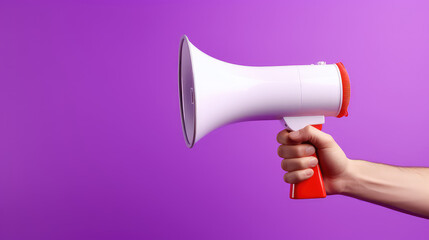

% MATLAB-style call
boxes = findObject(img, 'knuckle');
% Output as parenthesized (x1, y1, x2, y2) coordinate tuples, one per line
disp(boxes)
(277, 145, 283, 157)
(298, 159, 308, 169)
(277, 131, 287, 144)
(299, 169, 313, 181)
(325, 133, 334, 141)
(297, 170, 306, 181)
(278, 145, 311, 159)
(292, 158, 307, 171)
(276, 135, 282, 144)
(290, 145, 307, 158)
(288, 146, 297, 156)
(283, 158, 306, 172)
(298, 146, 308, 157)
(281, 159, 288, 171)
(303, 125, 312, 134)
(284, 173, 294, 183)
(323, 133, 335, 146)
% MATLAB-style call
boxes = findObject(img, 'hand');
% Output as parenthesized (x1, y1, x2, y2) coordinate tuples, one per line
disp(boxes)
(277, 126, 350, 195)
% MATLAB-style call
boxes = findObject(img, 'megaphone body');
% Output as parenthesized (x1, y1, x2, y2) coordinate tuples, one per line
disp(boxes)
(179, 35, 350, 199)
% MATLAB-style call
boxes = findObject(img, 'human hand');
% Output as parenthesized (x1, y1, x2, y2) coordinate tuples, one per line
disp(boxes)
(277, 126, 350, 195)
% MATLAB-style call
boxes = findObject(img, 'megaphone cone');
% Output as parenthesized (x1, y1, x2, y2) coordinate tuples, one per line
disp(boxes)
(179, 35, 349, 148)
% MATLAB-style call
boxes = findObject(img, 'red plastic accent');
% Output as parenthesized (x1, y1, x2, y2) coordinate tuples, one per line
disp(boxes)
(336, 62, 350, 118)
(290, 124, 327, 199)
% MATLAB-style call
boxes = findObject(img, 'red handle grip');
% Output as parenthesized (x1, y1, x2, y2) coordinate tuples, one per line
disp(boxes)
(289, 125, 327, 199)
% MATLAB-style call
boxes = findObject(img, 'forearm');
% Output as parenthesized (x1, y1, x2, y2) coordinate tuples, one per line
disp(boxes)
(341, 160, 429, 218)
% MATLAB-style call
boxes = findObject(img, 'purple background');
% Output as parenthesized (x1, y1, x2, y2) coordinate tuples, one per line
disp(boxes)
(1, 0, 429, 239)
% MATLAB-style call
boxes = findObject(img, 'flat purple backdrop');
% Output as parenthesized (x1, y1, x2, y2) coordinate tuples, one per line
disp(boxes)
(1, 0, 428, 239)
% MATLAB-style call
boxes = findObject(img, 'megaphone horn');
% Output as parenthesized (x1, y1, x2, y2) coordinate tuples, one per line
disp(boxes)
(178, 35, 350, 199)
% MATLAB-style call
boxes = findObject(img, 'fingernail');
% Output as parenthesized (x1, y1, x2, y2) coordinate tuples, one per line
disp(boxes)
(289, 131, 299, 138)
(305, 169, 314, 176)
(309, 158, 318, 167)
(305, 146, 315, 155)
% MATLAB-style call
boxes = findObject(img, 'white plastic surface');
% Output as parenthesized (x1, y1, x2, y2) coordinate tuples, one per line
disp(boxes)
(283, 116, 325, 131)
(179, 35, 343, 147)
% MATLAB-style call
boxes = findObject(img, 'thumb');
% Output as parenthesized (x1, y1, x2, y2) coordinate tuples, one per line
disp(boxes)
(288, 126, 336, 149)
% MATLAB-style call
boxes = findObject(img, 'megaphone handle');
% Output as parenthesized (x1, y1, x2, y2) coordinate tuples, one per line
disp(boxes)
(289, 124, 327, 199)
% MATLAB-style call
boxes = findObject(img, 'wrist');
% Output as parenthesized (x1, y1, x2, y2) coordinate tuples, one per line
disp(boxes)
(337, 159, 362, 196)
(324, 158, 361, 195)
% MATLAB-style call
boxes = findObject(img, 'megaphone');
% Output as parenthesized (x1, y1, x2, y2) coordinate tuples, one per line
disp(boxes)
(178, 35, 350, 199)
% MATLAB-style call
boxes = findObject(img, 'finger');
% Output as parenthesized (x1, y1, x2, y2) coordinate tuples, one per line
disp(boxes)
(277, 129, 291, 144)
(281, 157, 318, 171)
(283, 169, 314, 184)
(288, 125, 336, 149)
(277, 144, 315, 159)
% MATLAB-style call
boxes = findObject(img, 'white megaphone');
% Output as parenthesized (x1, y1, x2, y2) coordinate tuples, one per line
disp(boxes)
(178, 35, 350, 199)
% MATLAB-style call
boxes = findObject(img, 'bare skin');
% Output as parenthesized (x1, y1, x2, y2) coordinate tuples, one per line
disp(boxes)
(277, 126, 429, 219)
